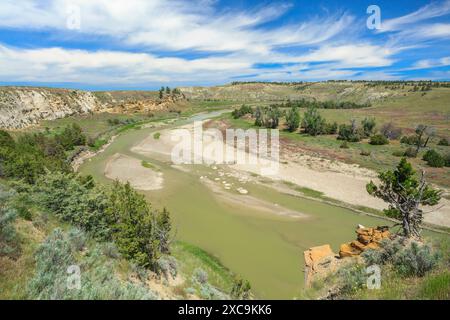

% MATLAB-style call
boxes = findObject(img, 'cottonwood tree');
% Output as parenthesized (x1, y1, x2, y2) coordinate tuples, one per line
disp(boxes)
(302, 106, 325, 136)
(362, 117, 376, 137)
(253, 105, 280, 129)
(366, 158, 441, 238)
(285, 106, 300, 132)
(264, 105, 281, 129)
(254, 106, 263, 127)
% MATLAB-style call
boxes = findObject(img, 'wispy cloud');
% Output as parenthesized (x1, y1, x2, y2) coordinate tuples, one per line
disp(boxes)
(0, 42, 401, 84)
(0, 0, 449, 85)
(381, 0, 450, 32)
(411, 56, 450, 69)
(0, 44, 257, 84)
(0, 0, 351, 54)
(380, 0, 450, 45)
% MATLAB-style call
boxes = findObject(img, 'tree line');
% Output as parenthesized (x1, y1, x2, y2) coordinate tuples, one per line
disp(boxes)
(278, 99, 371, 109)
(231, 104, 449, 166)
(159, 86, 181, 99)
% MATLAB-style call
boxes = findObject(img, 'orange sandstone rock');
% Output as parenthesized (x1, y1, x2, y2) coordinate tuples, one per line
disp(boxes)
(339, 243, 362, 258)
(351, 240, 367, 251)
(365, 242, 380, 250)
(304, 244, 334, 271)
(304, 244, 337, 287)
(340, 226, 391, 258)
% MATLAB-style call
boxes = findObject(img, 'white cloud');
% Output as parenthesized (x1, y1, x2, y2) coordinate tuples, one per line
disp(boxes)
(0, 42, 401, 84)
(0, 0, 448, 84)
(379, 0, 450, 45)
(0, 44, 257, 84)
(412, 56, 450, 69)
(292, 44, 396, 67)
(0, 0, 352, 54)
(413, 23, 450, 38)
(381, 0, 450, 32)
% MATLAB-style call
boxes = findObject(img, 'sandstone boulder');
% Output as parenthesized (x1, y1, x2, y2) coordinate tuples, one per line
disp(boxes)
(339, 226, 390, 258)
(304, 244, 337, 287)
(339, 243, 362, 257)
(304, 244, 335, 270)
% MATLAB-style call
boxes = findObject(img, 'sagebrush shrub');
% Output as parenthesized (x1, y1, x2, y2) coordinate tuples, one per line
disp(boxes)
(193, 267, 208, 284)
(27, 228, 75, 299)
(27, 228, 157, 300)
(67, 228, 87, 251)
(362, 238, 403, 265)
(362, 239, 438, 278)
(404, 147, 417, 158)
(157, 256, 178, 280)
(199, 283, 229, 300)
(336, 263, 366, 295)
(392, 241, 439, 277)
(102, 242, 120, 259)
(0, 187, 18, 257)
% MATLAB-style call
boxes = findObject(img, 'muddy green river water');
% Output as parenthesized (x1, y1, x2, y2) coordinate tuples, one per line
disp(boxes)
(79, 111, 389, 299)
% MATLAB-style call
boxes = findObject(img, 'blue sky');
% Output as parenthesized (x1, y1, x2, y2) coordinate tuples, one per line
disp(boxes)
(0, 0, 449, 90)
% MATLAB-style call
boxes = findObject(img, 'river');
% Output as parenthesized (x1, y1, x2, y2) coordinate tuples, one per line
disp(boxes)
(79, 110, 388, 299)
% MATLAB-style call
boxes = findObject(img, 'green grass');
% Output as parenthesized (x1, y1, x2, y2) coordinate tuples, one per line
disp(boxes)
(90, 138, 108, 151)
(141, 160, 160, 171)
(0, 208, 65, 299)
(0, 221, 37, 299)
(40, 113, 150, 138)
(153, 132, 161, 140)
(172, 241, 234, 293)
(294, 186, 325, 198)
(418, 271, 450, 299)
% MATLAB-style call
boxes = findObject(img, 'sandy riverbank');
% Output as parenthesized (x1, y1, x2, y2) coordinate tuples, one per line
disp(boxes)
(127, 121, 450, 228)
(104, 153, 163, 191)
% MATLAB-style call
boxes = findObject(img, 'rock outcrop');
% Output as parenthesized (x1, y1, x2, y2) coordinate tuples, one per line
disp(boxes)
(0, 87, 107, 129)
(108, 94, 186, 114)
(304, 244, 338, 287)
(339, 226, 390, 258)
(303, 225, 391, 287)
(0, 87, 186, 129)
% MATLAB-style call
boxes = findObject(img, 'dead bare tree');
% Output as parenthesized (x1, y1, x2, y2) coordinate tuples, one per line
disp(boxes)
(414, 125, 436, 153)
